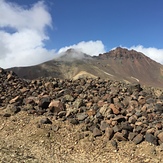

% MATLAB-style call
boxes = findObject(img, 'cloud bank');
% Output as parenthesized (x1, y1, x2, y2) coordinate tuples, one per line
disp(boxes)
(58, 40, 106, 56)
(0, 0, 55, 68)
(129, 45, 163, 65)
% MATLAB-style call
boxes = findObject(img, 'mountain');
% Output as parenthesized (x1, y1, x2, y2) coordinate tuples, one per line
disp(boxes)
(7, 47, 163, 88)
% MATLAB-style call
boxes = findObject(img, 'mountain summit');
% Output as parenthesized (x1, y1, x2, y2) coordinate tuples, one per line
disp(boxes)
(99, 47, 151, 60)
(7, 47, 163, 88)
(57, 48, 92, 61)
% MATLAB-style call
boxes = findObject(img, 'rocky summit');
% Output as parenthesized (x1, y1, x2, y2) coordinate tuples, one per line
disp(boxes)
(1, 67, 163, 146)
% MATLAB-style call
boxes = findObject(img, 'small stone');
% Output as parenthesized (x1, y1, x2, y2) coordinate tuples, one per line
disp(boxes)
(3, 113, 11, 117)
(99, 104, 109, 117)
(93, 127, 102, 137)
(63, 95, 74, 102)
(97, 100, 105, 107)
(135, 121, 143, 126)
(73, 98, 83, 108)
(113, 132, 127, 141)
(111, 139, 118, 149)
(155, 123, 162, 130)
(157, 132, 163, 143)
(95, 112, 103, 119)
(113, 125, 122, 133)
(69, 118, 79, 125)
(133, 134, 143, 144)
(86, 109, 96, 116)
(9, 96, 20, 104)
(77, 112, 88, 121)
(20, 87, 28, 93)
(128, 115, 137, 124)
(134, 125, 142, 133)
(40, 118, 52, 124)
(7, 73, 12, 80)
(105, 127, 114, 140)
(49, 100, 65, 113)
(39, 97, 51, 109)
(145, 133, 158, 145)
(146, 128, 155, 134)
(138, 96, 146, 105)
(109, 104, 120, 115)
(146, 98, 155, 104)
(52, 125, 59, 131)
(100, 121, 110, 131)
(113, 115, 126, 122)
(121, 121, 133, 131)
(121, 129, 129, 139)
(128, 132, 137, 141)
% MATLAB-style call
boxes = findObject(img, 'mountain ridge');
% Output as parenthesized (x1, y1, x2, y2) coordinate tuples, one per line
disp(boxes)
(6, 47, 163, 88)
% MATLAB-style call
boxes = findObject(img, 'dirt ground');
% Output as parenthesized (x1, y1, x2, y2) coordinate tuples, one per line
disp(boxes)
(0, 111, 163, 163)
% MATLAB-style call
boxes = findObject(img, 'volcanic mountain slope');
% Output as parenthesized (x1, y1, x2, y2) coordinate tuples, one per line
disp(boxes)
(8, 47, 163, 88)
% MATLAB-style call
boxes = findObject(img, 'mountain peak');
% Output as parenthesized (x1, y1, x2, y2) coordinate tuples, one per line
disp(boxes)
(57, 48, 92, 61)
(99, 47, 147, 60)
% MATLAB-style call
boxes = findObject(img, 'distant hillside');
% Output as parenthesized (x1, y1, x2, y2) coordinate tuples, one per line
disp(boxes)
(7, 47, 163, 88)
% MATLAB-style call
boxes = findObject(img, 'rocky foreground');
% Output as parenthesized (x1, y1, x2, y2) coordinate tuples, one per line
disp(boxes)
(0, 67, 163, 162)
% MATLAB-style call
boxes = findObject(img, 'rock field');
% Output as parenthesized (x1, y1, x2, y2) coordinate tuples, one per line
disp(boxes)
(0, 67, 163, 162)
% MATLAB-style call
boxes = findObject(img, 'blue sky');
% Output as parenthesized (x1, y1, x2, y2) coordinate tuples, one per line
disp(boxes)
(0, 0, 163, 68)
(51, 0, 163, 50)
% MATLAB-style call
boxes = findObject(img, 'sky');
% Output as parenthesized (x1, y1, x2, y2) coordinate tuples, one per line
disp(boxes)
(0, 0, 163, 68)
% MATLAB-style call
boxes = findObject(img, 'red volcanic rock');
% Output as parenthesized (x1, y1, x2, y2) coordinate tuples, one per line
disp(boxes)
(109, 104, 120, 115)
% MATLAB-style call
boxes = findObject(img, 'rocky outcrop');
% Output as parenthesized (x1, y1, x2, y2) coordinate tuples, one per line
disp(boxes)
(98, 47, 148, 60)
(0, 67, 163, 145)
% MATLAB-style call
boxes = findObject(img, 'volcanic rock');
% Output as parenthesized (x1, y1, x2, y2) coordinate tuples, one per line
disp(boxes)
(133, 134, 144, 144)
(40, 118, 52, 124)
(0, 67, 163, 147)
(93, 127, 102, 137)
(145, 133, 158, 145)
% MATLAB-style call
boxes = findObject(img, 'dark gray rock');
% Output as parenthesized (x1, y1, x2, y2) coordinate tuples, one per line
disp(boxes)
(128, 132, 137, 141)
(113, 125, 122, 133)
(93, 127, 102, 137)
(100, 121, 110, 131)
(121, 121, 133, 131)
(40, 118, 52, 124)
(39, 97, 51, 109)
(134, 125, 143, 133)
(111, 139, 118, 149)
(154, 103, 163, 113)
(145, 133, 158, 145)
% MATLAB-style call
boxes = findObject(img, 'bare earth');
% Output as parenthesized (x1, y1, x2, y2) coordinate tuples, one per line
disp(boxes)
(0, 111, 163, 163)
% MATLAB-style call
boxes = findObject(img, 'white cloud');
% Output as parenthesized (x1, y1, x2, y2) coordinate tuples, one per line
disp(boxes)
(129, 45, 163, 65)
(58, 40, 106, 56)
(0, 0, 56, 68)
